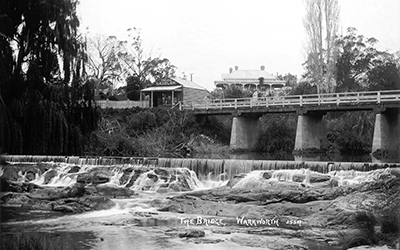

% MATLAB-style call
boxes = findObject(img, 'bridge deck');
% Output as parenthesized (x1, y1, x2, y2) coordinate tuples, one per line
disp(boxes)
(181, 90, 400, 115)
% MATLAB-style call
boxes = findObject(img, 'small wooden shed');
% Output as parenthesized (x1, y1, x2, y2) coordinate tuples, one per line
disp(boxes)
(141, 77, 209, 108)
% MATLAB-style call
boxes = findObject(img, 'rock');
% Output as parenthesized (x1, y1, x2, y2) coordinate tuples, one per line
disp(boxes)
(226, 173, 247, 187)
(262, 171, 272, 180)
(168, 183, 190, 192)
(43, 169, 59, 184)
(94, 184, 135, 198)
(76, 173, 92, 184)
(28, 187, 65, 200)
(157, 204, 184, 213)
(348, 246, 394, 250)
(178, 229, 205, 238)
(230, 235, 309, 249)
(7, 181, 41, 193)
(0, 176, 9, 192)
(78, 196, 115, 210)
(52, 204, 75, 213)
(67, 165, 80, 173)
(92, 172, 110, 184)
(0, 193, 32, 206)
(25, 171, 36, 181)
(309, 173, 331, 183)
(62, 183, 86, 197)
(147, 173, 158, 182)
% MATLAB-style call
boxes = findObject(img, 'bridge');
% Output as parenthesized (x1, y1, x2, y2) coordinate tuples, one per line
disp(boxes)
(179, 90, 400, 159)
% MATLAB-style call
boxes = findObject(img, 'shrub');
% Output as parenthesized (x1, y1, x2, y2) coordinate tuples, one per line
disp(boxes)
(258, 114, 296, 152)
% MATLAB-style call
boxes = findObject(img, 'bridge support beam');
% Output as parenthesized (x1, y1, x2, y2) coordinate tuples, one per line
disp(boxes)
(230, 115, 261, 151)
(294, 111, 327, 154)
(372, 108, 400, 160)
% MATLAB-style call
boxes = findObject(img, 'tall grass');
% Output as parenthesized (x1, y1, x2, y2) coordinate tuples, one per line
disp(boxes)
(0, 232, 66, 250)
(339, 207, 400, 249)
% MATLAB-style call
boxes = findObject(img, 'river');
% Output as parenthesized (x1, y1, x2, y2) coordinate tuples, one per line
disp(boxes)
(1, 155, 398, 250)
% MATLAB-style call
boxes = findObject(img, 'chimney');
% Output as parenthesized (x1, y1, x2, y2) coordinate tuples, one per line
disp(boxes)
(235, 65, 238, 71)
(229, 67, 233, 73)
(260, 65, 265, 71)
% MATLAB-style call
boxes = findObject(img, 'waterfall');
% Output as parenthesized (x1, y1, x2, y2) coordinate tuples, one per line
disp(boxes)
(1, 155, 398, 191)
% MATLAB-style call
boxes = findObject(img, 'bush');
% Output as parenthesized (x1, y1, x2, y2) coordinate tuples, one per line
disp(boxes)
(257, 114, 296, 152)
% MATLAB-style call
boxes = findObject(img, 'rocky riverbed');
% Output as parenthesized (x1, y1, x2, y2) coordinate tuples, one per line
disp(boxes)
(1, 161, 400, 250)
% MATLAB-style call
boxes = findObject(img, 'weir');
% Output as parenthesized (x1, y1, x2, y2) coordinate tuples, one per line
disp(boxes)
(2, 155, 399, 179)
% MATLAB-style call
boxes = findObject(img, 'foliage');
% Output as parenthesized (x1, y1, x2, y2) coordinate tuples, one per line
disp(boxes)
(339, 207, 400, 249)
(335, 27, 400, 92)
(199, 116, 232, 144)
(257, 114, 297, 152)
(212, 85, 253, 99)
(0, 0, 99, 155)
(0, 232, 67, 250)
(276, 73, 298, 87)
(116, 28, 176, 87)
(326, 112, 373, 154)
(289, 81, 318, 95)
(85, 108, 202, 158)
(126, 75, 143, 100)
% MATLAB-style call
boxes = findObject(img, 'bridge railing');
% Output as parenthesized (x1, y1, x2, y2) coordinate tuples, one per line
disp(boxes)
(181, 90, 400, 111)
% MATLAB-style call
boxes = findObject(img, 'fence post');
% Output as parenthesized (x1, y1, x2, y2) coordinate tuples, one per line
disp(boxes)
(336, 93, 339, 106)
(234, 99, 237, 109)
(299, 95, 302, 106)
(377, 91, 381, 104)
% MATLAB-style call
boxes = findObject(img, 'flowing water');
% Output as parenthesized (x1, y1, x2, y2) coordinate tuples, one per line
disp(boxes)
(1, 155, 398, 249)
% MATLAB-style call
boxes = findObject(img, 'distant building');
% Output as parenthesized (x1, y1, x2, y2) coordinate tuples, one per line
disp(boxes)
(141, 77, 209, 108)
(214, 65, 286, 94)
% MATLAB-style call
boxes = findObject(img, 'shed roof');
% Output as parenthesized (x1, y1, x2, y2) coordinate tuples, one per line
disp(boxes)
(141, 85, 181, 92)
(171, 77, 208, 91)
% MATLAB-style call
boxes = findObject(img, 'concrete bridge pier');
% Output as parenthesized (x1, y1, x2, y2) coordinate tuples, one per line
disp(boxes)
(372, 108, 400, 160)
(294, 111, 328, 154)
(230, 114, 261, 151)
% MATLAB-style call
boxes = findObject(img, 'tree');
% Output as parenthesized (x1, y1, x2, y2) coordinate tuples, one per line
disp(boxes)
(117, 28, 176, 88)
(335, 27, 400, 92)
(303, 0, 340, 93)
(86, 34, 122, 95)
(0, 0, 98, 155)
(126, 75, 143, 101)
(277, 73, 298, 87)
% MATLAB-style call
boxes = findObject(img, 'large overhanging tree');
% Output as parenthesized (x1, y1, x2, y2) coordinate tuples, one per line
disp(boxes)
(0, 0, 99, 155)
(303, 0, 340, 93)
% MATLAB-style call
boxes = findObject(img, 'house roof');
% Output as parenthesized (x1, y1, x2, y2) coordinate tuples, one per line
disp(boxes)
(222, 70, 276, 80)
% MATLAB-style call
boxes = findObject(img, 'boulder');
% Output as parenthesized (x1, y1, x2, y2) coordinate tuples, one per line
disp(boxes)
(52, 204, 75, 213)
(67, 165, 81, 173)
(43, 169, 59, 184)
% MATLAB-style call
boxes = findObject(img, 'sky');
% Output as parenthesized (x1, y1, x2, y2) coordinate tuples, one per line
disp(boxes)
(78, 0, 400, 91)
